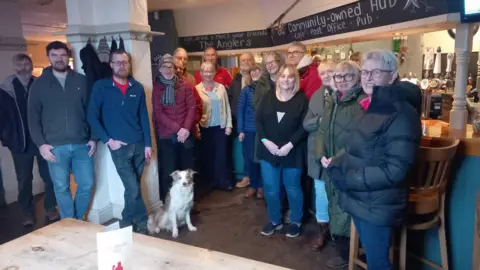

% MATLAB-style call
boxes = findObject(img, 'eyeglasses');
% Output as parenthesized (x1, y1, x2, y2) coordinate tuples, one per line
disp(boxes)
(286, 51, 304, 57)
(265, 60, 279, 67)
(111, 61, 129, 67)
(319, 70, 334, 77)
(361, 69, 393, 78)
(333, 73, 356, 83)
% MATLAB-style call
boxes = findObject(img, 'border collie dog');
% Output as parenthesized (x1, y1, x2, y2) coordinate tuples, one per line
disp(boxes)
(147, 169, 197, 238)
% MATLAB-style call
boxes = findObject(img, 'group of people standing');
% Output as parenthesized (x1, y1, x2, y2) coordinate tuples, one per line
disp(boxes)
(0, 37, 422, 270)
(200, 41, 421, 270)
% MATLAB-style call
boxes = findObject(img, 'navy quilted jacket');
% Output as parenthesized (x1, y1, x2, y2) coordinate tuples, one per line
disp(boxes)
(237, 81, 257, 133)
(327, 82, 422, 226)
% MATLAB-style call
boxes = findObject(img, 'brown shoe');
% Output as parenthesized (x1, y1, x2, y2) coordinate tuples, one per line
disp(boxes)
(236, 177, 250, 188)
(256, 188, 264, 199)
(46, 210, 60, 222)
(22, 214, 35, 226)
(244, 188, 256, 198)
(311, 222, 330, 251)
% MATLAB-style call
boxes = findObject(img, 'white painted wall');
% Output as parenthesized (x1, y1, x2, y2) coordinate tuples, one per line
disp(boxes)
(174, 0, 358, 36)
(174, 0, 265, 36)
(421, 29, 480, 53)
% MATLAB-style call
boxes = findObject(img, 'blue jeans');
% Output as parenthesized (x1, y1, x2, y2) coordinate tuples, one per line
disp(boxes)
(242, 132, 262, 189)
(314, 179, 329, 222)
(110, 143, 147, 224)
(353, 217, 393, 270)
(48, 144, 94, 219)
(260, 160, 303, 225)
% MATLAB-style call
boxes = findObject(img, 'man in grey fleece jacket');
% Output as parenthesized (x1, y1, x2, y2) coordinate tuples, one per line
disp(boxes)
(28, 41, 96, 220)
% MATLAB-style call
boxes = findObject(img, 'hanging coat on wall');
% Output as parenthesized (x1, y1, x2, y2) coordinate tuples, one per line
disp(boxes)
(111, 38, 118, 51)
(79, 43, 112, 97)
(97, 37, 110, 63)
(119, 36, 125, 50)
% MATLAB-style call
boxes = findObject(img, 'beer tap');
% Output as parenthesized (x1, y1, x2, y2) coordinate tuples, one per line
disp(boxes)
(445, 53, 455, 92)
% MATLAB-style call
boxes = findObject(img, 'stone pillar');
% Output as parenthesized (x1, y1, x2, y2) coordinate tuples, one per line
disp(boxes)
(65, 0, 163, 224)
(0, 0, 35, 205)
(450, 23, 474, 131)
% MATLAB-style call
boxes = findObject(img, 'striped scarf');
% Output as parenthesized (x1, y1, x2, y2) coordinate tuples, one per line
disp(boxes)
(157, 74, 177, 106)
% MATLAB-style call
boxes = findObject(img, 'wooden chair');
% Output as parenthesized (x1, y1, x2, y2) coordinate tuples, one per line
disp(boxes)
(399, 138, 459, 270)
(348, 220, 396, 270)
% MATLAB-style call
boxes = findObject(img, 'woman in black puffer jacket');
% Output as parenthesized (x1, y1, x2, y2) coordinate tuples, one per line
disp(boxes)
(326, 50, 422, 270)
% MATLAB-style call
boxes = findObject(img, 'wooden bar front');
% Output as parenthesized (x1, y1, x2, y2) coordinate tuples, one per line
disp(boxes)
(417, 120, 480, 270)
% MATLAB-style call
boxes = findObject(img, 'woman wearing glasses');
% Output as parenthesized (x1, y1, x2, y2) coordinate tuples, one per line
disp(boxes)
(304, 59, 336, 251)
(315, 60, 365, 268)
(254, 51, 282, 110)
(326, 50, 422, 270)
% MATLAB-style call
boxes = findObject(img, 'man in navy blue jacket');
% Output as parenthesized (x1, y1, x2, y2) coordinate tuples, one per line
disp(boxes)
(88, 50, 152, 233)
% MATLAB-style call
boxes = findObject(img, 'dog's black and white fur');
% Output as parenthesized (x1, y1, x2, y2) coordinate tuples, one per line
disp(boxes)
(147, 169, 196, 238)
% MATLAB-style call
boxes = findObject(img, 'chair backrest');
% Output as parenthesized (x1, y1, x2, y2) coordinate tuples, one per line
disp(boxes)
(409, 138, 460, 195)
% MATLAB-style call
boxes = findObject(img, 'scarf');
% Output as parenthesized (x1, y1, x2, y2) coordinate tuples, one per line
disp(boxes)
(157, 74, 177, 106)
(359, 97, 371, 111)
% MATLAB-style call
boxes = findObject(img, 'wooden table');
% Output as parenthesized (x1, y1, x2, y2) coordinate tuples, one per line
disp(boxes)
(0, 219, 291, 270)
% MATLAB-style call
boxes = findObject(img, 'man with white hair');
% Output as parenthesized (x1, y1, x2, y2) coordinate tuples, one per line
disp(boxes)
(285, 42, 323, 100)
(230, 52, 255, 188)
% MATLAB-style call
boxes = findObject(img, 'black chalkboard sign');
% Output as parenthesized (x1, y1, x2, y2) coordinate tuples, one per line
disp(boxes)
(271, 0, 450, 44)
(179, 29, 272, 53)
(178, 0, 458, 52)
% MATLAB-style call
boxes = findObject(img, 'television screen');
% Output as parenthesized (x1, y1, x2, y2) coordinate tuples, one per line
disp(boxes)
(462, 0, 480, 22)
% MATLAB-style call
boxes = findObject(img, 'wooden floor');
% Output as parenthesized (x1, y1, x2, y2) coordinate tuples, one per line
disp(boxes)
(0, 189, 338, 270)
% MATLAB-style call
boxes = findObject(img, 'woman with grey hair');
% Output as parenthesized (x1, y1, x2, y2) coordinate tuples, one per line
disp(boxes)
(315, 60, 365, 267)
(196, 61, 233, 191)
(325, 50, 422, 269)
(303, 59, 335, 250)
(253, 51, 283, 110)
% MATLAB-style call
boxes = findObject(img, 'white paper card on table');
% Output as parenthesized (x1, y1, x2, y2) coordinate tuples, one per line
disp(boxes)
(97, 223, 132, 270)
(104, 221, 120, 232)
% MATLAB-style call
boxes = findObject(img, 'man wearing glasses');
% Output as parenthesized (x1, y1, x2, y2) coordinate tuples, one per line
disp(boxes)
(152, 54, 196, 203)
(285, 42, 322, 100)
(88, 50, 152, 234)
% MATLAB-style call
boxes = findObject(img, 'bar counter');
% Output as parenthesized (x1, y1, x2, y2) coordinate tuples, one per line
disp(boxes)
(416, 120, 480, 270)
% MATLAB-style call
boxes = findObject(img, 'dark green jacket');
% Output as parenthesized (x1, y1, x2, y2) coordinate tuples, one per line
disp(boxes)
(315, 87, 365, 237)
(253, 72, 273, 111)
(253, 72, 274, 163)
